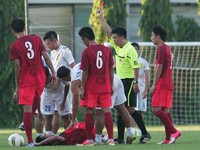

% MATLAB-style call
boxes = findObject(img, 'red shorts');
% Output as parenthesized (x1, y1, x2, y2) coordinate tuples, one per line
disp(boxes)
(80, 93, 112, 108)
(152, 89, 173, 108)
(18, 83, 45, 105)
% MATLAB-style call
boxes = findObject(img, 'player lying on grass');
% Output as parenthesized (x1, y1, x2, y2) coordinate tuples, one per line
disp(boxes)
(57, 64, 138, 144)
(34, 122, 96, 146)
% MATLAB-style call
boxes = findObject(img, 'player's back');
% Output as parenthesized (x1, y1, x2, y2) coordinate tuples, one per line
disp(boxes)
(81, 44, 114, 93)
(9, 35, 46, 87)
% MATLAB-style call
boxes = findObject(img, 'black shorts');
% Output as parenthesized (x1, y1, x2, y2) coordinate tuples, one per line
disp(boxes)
(121, 78, 137, 107)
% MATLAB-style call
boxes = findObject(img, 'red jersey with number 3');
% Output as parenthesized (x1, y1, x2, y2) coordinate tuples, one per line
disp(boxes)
(9, 35, 46, 88)
(80, 44, 114, 93)
(155, 44, 173, 90)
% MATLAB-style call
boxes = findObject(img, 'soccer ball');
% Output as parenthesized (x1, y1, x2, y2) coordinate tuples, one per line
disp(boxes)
(8, 133, 24, 147)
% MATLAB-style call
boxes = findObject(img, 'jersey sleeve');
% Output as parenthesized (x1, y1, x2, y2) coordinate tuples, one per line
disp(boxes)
(63, 47, 75, 66)
(9, 43, 19, 60)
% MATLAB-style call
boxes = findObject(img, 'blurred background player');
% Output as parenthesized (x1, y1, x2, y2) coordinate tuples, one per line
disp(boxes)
(150, 26, 181, 144)
(98, 8, 151, 144)
(10, 18, 56, 147)
(131, 42, 150, 136)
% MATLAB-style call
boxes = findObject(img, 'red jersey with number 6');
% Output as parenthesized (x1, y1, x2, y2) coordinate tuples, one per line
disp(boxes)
(155, 43, 173, 90)
(80, 44, 114, 93)
(9, 35, 46, 88)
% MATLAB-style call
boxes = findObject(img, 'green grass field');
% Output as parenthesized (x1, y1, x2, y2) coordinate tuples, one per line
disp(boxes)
(1, 125, 200, 150)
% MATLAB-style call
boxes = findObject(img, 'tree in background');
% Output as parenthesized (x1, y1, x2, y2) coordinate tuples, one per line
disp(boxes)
(139, 0, 174, 41)
(0, 0, 25, 128)
(89, 0, 127, 44)
(174, 15, 200, 41)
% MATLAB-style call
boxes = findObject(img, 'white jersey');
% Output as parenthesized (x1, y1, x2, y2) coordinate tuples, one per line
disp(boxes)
(71, 63, 82, 82)
(71, 63, 126, 107)
(136, 57, 150, 112)
(50, 45, 75, 72)
(138, 57, 150, 92)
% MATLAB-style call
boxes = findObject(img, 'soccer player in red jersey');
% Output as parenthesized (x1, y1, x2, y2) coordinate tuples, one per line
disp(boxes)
(9, 18, 56, 147)
(34, 122, 95, 146)
(78, 27, 114, 146)
(150, 26, 181, 144)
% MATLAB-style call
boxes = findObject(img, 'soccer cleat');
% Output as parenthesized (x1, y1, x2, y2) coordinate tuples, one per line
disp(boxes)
(126, 133, 136, 144)
(106, 139, 115, 146)
(26, 143, 35, 147)
(114, 138, 125, 144)
(18, 122, 25, 131)
(157, 139, 170, 144)
(169, 130, 181, 144)
(139, 133, 151, 144)
(77, 140, 94, 146)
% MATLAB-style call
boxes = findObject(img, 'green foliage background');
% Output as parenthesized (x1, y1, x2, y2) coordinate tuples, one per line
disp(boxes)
(139, 0, 174, 41)
(0, 0, 25, 128)
(89, 0, 127, 44)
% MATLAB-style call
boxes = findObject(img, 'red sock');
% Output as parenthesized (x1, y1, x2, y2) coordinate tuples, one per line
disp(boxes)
(104, 112, 113, 139)
(167, 113, 173, 123)
(155, 110, 177, 140)
(85, 113, 94, 140)
(23, 112, 33, 144)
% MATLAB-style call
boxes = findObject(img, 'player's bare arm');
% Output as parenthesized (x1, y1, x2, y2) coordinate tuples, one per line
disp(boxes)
(70, 62, 76, 69)
(71, 80, 81, 122)
(80, 70, 88, 99)
(60, 84, 69, 111)
(150, 64, 163, 95)
(143, 69, 150, 98)
(97, 8, 112, 38)
(133, 68, 139, 94)
(13, 59, 20, 100)
(42, 51, 57, 81)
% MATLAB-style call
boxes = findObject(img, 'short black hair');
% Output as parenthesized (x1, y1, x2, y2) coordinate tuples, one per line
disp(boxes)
(43, 30, 58, 41)
(131, 42, 139, 50)
(35, 135, 46, 143)
(44, 67, 50, 77)
(152, 26, 167, 41)
(57, 66, 70, 78)
(10, 18, 25, 33)
(111, 27, 127, 39)
(78, 27, 95, 41)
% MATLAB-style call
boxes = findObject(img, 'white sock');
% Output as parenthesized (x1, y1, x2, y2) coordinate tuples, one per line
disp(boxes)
(127, 127, 135, 136)
(36, 133, 43, 137)
(46, 131, 53, 135)
(95, 134, 102, 142)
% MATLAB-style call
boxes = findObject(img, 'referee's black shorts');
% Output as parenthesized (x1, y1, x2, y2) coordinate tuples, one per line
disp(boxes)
(121, 78, 137, 107)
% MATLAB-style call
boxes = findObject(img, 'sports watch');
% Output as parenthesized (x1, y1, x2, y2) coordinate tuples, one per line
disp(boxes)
(133, 80, 138, 84)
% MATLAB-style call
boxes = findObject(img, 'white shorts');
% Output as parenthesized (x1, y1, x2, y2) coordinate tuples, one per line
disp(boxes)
(40, 91, 72, 116)
(111, 74, 126, 108)
(136, 92, 147, 112)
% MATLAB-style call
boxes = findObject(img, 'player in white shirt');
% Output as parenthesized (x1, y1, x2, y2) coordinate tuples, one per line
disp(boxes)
(43, 31, 76, 134)
(59, 63, 136, 144)
(40, 67, 72, 135)
(131, 42, 150, 136)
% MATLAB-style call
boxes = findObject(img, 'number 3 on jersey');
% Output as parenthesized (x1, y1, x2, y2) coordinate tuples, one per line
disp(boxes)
(25, 41, 34, 59)
(96, 51, 103, 69)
